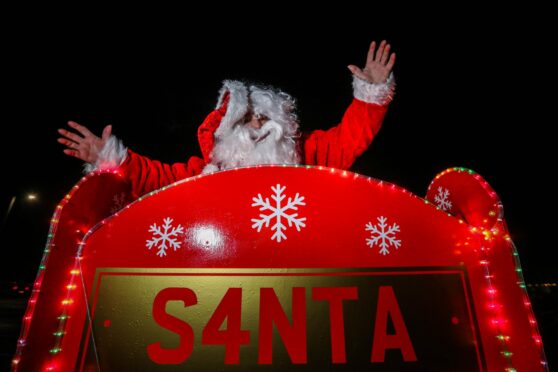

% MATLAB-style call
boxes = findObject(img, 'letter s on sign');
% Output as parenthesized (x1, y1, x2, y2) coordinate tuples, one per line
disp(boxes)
(147, 287, 197, 364)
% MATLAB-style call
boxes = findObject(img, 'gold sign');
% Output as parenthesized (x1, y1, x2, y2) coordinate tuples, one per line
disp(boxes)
(79, 268, 484, 371)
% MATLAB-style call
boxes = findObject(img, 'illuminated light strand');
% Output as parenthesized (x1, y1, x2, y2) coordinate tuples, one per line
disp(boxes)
(38, 170, 131, 370)
(430, 167, 544, 369)
(507, 239, 548, 368)
(11, 193, 68, 369)
(478, 250, 515, 370)
(46, 256, 82, 370)
(12, 170, 127, 371)
(482, 230, 549, 369)
(129, 165, 429, 219)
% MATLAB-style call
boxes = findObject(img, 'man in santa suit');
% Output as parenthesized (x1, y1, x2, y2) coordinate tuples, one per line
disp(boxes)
(58, 41, 396, 198)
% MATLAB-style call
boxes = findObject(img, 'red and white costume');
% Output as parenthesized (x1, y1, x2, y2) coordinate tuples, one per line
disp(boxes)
(88, 76, 395, 198)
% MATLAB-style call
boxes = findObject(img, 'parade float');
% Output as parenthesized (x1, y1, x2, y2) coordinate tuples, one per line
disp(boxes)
(11, 166, 548, 371)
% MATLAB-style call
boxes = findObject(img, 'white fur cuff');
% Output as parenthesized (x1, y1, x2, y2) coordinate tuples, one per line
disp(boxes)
(352, 74, 395, 105)
(83, 135, 128, 173)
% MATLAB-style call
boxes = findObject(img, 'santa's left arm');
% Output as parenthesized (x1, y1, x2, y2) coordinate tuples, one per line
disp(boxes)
(302, 76, 394, 169)
(302, 40, 396, 170)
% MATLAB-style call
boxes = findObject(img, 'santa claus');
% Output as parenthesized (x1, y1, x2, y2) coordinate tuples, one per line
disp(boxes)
(58, 41, 396, 198)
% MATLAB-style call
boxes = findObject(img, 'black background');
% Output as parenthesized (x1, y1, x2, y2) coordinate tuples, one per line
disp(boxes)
(1, 6, 555, 370)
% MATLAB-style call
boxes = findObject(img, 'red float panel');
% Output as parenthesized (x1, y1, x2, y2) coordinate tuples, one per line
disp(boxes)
(12, 166, 548, 371)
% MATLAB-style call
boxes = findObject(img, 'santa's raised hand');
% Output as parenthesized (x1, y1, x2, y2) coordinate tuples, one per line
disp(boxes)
(348, 40, 396, 84)
(58, 121, 112, 163)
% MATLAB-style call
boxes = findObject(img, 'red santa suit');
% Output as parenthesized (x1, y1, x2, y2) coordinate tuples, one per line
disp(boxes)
(88, 76, 395, 198)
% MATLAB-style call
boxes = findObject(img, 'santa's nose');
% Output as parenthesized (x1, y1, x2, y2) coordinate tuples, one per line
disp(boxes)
(247, 114, 266, 129)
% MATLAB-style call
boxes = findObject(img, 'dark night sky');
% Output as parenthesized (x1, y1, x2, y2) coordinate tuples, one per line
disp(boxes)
(0, 10, 554, 285)
(0, 7, 556, 370)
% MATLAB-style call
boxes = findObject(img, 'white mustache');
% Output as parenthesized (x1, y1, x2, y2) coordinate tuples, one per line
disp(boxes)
(247, 120, 284, 143)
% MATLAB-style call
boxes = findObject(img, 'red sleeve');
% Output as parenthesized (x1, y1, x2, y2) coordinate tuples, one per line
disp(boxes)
(117, 150, 206, 198)
(302, 98, 388, 170)
(198, 92, 230, 162)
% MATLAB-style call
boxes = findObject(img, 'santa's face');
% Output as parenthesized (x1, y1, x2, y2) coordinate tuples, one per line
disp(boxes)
(201, 85, 302, 174)
(208, 117, 299, 171)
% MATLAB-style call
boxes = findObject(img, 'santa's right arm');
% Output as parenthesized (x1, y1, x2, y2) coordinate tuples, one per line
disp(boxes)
(85, 138, 206, 198)
(60, 90, 228, 198)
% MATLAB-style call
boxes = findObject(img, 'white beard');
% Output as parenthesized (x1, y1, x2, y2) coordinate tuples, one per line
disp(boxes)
(202, 120, 300, 174)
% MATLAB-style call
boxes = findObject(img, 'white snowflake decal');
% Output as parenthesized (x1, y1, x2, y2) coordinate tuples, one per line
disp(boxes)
(110, 192, 127, 214)
(434, 187, 452, 211)
(251, 184, 306, 243)
(146, 217, 184, 257)
(365, 216, 402, 255)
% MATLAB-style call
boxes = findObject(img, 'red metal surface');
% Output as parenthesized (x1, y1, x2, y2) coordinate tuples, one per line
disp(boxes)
(13, 166, 547, 371)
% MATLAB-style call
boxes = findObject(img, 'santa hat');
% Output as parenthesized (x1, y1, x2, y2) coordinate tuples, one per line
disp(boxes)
(213, 80, 298, 139)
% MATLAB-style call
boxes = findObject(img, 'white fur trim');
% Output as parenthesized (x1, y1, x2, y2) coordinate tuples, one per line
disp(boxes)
(214, 80, 249, 139)
(83, 135, 128, 173)
(352, 73, 395, 105)
(201, 163, 220, 174)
